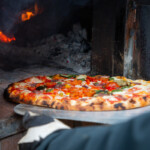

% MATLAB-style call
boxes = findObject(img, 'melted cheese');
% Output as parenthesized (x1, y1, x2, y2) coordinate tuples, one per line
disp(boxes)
(103, 96, 118, 101)
(70, 100, 77, 106)
(21, 90, 31, 94)
(81, 81, 87, 85)
(30, 77, 43, 83)
(76, 75, 87, 80)
(58, 91, 65, 96)
(14, 83, 27, 88)
(75, 85, 82, 88)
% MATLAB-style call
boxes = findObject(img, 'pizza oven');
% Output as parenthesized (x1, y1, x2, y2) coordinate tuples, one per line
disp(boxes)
(0, 0, 150, 81)
(0, 0, 93, 75)
(1, 0, 150, 148)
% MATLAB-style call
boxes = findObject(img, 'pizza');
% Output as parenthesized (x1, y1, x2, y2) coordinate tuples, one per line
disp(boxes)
(4, 74, 150, 111)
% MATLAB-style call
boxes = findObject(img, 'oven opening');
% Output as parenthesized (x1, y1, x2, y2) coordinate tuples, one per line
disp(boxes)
(0, 0, 92, 74)
(0, 0, 150, 80)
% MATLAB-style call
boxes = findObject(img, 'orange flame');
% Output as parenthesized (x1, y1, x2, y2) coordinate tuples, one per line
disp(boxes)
(21, 12, 35, 21)
(21, 3, 40, 22)
(0, 31, 16, 43)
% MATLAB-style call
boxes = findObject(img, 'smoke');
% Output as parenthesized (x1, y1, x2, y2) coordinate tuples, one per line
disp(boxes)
(0, 0, 35, 35)
(0, 0, 91, 36)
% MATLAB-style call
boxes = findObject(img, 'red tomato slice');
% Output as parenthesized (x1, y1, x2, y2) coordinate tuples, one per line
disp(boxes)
(28, 87, 36, 91)
(45, 82, 56, 88)
(100, 78, 109, 84)
(105, 82, 119, 91)
(87, 76, 97, 82)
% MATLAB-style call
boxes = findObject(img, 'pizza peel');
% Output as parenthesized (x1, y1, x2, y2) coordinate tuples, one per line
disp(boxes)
(14, 104, 150, 125)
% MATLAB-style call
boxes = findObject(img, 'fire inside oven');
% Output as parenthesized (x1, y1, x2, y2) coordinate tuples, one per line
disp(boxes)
(0, 0, 150, 81)
(0, 0, 92, 75)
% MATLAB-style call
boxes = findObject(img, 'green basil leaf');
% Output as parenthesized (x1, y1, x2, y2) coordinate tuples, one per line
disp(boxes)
(48, 75, 53, 78)
(60, 74, 76, 78)
(93, 82, 100, 86)
(121, 85, 132, 89)
(77, 78, 85, 81)
(90, 75, 96, 77)
(95, 90, 108, 94)
(46, 89, 53, 92)
(111, 89, 122, 93)
(109, 77, 114, 81)
(57, 82, 62, 85)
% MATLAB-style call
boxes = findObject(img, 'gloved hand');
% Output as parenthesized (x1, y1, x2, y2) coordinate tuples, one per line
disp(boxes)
(18, 111, 70, 150)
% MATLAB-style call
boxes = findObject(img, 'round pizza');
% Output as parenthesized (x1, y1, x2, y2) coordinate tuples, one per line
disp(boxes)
(4, 74, 150, 111)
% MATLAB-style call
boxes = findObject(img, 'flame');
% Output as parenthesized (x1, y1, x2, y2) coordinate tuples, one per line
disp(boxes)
(21, 3, 40, 22)
(21, 12, 35, 21)
(0, 31, 16, 43)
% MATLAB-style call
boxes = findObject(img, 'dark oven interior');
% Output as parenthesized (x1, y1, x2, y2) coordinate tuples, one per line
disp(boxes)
(0, 0, 93, 74)
(0, 0, 150, 84)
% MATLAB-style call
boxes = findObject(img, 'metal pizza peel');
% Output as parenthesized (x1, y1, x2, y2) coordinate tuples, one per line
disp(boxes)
(14, 104, 150, 125)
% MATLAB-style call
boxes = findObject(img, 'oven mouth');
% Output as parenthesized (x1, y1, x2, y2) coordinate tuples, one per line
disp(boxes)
(0, 0, 92, 73)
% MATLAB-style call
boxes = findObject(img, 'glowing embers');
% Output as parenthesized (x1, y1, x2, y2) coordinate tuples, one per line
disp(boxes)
(21, 3, 42, 22)
(0, 31, 16, 43)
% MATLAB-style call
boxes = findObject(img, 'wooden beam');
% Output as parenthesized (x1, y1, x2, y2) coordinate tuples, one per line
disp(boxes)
(92, 0, 126, 76)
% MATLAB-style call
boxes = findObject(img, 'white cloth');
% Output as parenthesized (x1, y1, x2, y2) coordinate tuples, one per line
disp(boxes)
(19, 119, 70, 144)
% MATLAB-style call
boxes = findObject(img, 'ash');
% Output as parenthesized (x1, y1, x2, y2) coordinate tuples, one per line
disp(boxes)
(36, 24, 91, 73)
(0, 24, 91, 74)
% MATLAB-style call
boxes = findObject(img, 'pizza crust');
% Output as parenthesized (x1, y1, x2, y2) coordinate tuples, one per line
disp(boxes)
(4, 75, 150, 111)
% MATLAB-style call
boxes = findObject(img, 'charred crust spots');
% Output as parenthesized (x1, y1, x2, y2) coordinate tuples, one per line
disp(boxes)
(27, 100, 32, 104)
(130, 99, 136, 104)
(51, 101, 55, 107)
(80, 98, 87, 101)
(7, 83, 14, 87)
(20, 99, 24, 102)
(90, 103, 94, 106)
(63, 99, 68, 103)
(82, 85, 88, 88)
(100, 102, 103, 109)
(116, 95, 127, 101)
(4, 84, 15, 101)
(100, 102, 103, 105)
(133, 82, 141, 85)
(114, 103, 125, 110)
(42, 100, 49, 106)
(8, 97, 20, 104)
(143, 96, 147, 101)
(80, 108, 86, 111)
(3, 88, 10, 100)
(60, 106, 64, 110)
